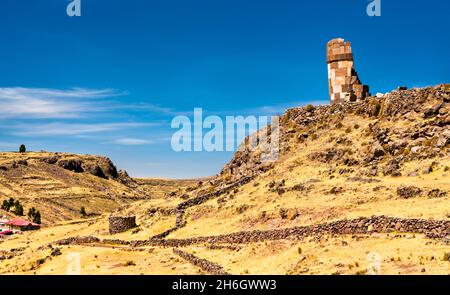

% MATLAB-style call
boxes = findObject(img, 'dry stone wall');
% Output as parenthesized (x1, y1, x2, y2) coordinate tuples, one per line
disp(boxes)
(55, 216, 450, 250)
(109, 216, 137, 234)
(172, 248, 230, 275)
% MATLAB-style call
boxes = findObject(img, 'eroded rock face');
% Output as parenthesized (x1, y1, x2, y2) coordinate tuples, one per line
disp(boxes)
(109, 216, 137, 234)
(41, 156, 59, 165)
(84, 164, 107, 179)
(57, 159, 84, 173)
(50, 155, 119, 179)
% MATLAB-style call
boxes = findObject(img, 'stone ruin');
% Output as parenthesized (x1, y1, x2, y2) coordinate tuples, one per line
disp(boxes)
(327, 38, 370, 104)
(108, 215, 137, 234)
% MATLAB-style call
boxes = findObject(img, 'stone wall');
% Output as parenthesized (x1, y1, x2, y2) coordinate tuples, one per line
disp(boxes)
(150, 176, 254, 239)
(139, 215, 449, 247)
(327, 38, 370, 104)
(172, 248, 230, 275)
(56, 216, 450, 249)
(108, 216, 137, 234)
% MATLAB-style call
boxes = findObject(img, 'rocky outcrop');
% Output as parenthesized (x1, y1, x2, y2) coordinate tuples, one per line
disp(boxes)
(43, 155, 120, 180)
(221, 85, 449, 180)
(83, 164, 107, 179)
(57, 158, 84, 173)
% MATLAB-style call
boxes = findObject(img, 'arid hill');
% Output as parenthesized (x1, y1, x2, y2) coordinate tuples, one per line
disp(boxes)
(0, 152, 196, 224)
(0, 85, 449, 275)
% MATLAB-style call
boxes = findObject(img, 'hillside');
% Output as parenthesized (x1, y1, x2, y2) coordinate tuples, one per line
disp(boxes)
(0, 152, 195, 224)
(0, 85, 449, 275)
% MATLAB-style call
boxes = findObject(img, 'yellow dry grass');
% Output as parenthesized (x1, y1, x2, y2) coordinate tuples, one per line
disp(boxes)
(0, 112, 449, 274)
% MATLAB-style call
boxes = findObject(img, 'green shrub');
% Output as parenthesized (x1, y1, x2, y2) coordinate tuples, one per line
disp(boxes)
(444, 252, 450, 262)
(19, 144, 26, 153)
(305, 104, 315, 112)
(13, 201, 24, 216)
(27, 207, 42, 224)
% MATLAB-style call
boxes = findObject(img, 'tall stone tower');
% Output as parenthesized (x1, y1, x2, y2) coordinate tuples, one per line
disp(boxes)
(327, 38, 370, 104)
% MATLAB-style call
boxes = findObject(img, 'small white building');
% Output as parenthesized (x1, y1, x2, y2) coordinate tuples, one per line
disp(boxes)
(0, 219, 9, 227)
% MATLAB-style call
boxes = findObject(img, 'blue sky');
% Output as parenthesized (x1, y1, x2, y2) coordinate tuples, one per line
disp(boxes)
(0, 0, 448, 178)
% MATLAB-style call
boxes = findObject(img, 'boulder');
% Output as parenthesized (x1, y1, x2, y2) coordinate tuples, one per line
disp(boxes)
(397, 186, 422, 199)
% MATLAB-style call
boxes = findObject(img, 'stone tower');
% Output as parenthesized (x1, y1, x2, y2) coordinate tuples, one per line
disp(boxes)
(327, 38, 370, 104)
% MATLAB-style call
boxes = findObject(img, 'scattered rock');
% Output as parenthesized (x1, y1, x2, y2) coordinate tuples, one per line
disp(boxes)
(383, 160, 402, 177)
(51, 248, 62, 256)
(428, 189, 447, 198)
(397, 186, 422, 199)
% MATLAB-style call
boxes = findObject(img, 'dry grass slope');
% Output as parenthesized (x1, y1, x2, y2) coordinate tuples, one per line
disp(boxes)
(1, 85, 449, 274)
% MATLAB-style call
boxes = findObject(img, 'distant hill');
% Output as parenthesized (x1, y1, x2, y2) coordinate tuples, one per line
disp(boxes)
(0, 152, 147, 223)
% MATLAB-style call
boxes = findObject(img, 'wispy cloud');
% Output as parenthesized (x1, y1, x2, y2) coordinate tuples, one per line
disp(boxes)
(112, 137, 153, 145)
(0, 87, 124, 119)
(9, 122, 158, 136)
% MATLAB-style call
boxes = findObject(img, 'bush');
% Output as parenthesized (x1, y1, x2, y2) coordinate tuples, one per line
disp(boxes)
(2, 198, 24, 215)
(27, 207, 42, 224)
(19, 144, 26, 153)
(305, 104, 315, 112)
(1, 197, 15, 211)
(33, 211, 41, 224)
(28, 207, 36, 218)
(444, 252, 450, 262)
(13, 201, 24, 216)
(1, 199, 11, 211)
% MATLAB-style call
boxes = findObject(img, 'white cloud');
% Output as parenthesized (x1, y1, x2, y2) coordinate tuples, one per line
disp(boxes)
(9, 122, 157, 136)
(0, 87, 123, 119)
(112, 138, 153, 145)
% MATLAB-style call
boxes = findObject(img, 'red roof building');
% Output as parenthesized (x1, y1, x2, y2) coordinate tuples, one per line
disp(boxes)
(5, 219, 40, 231)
